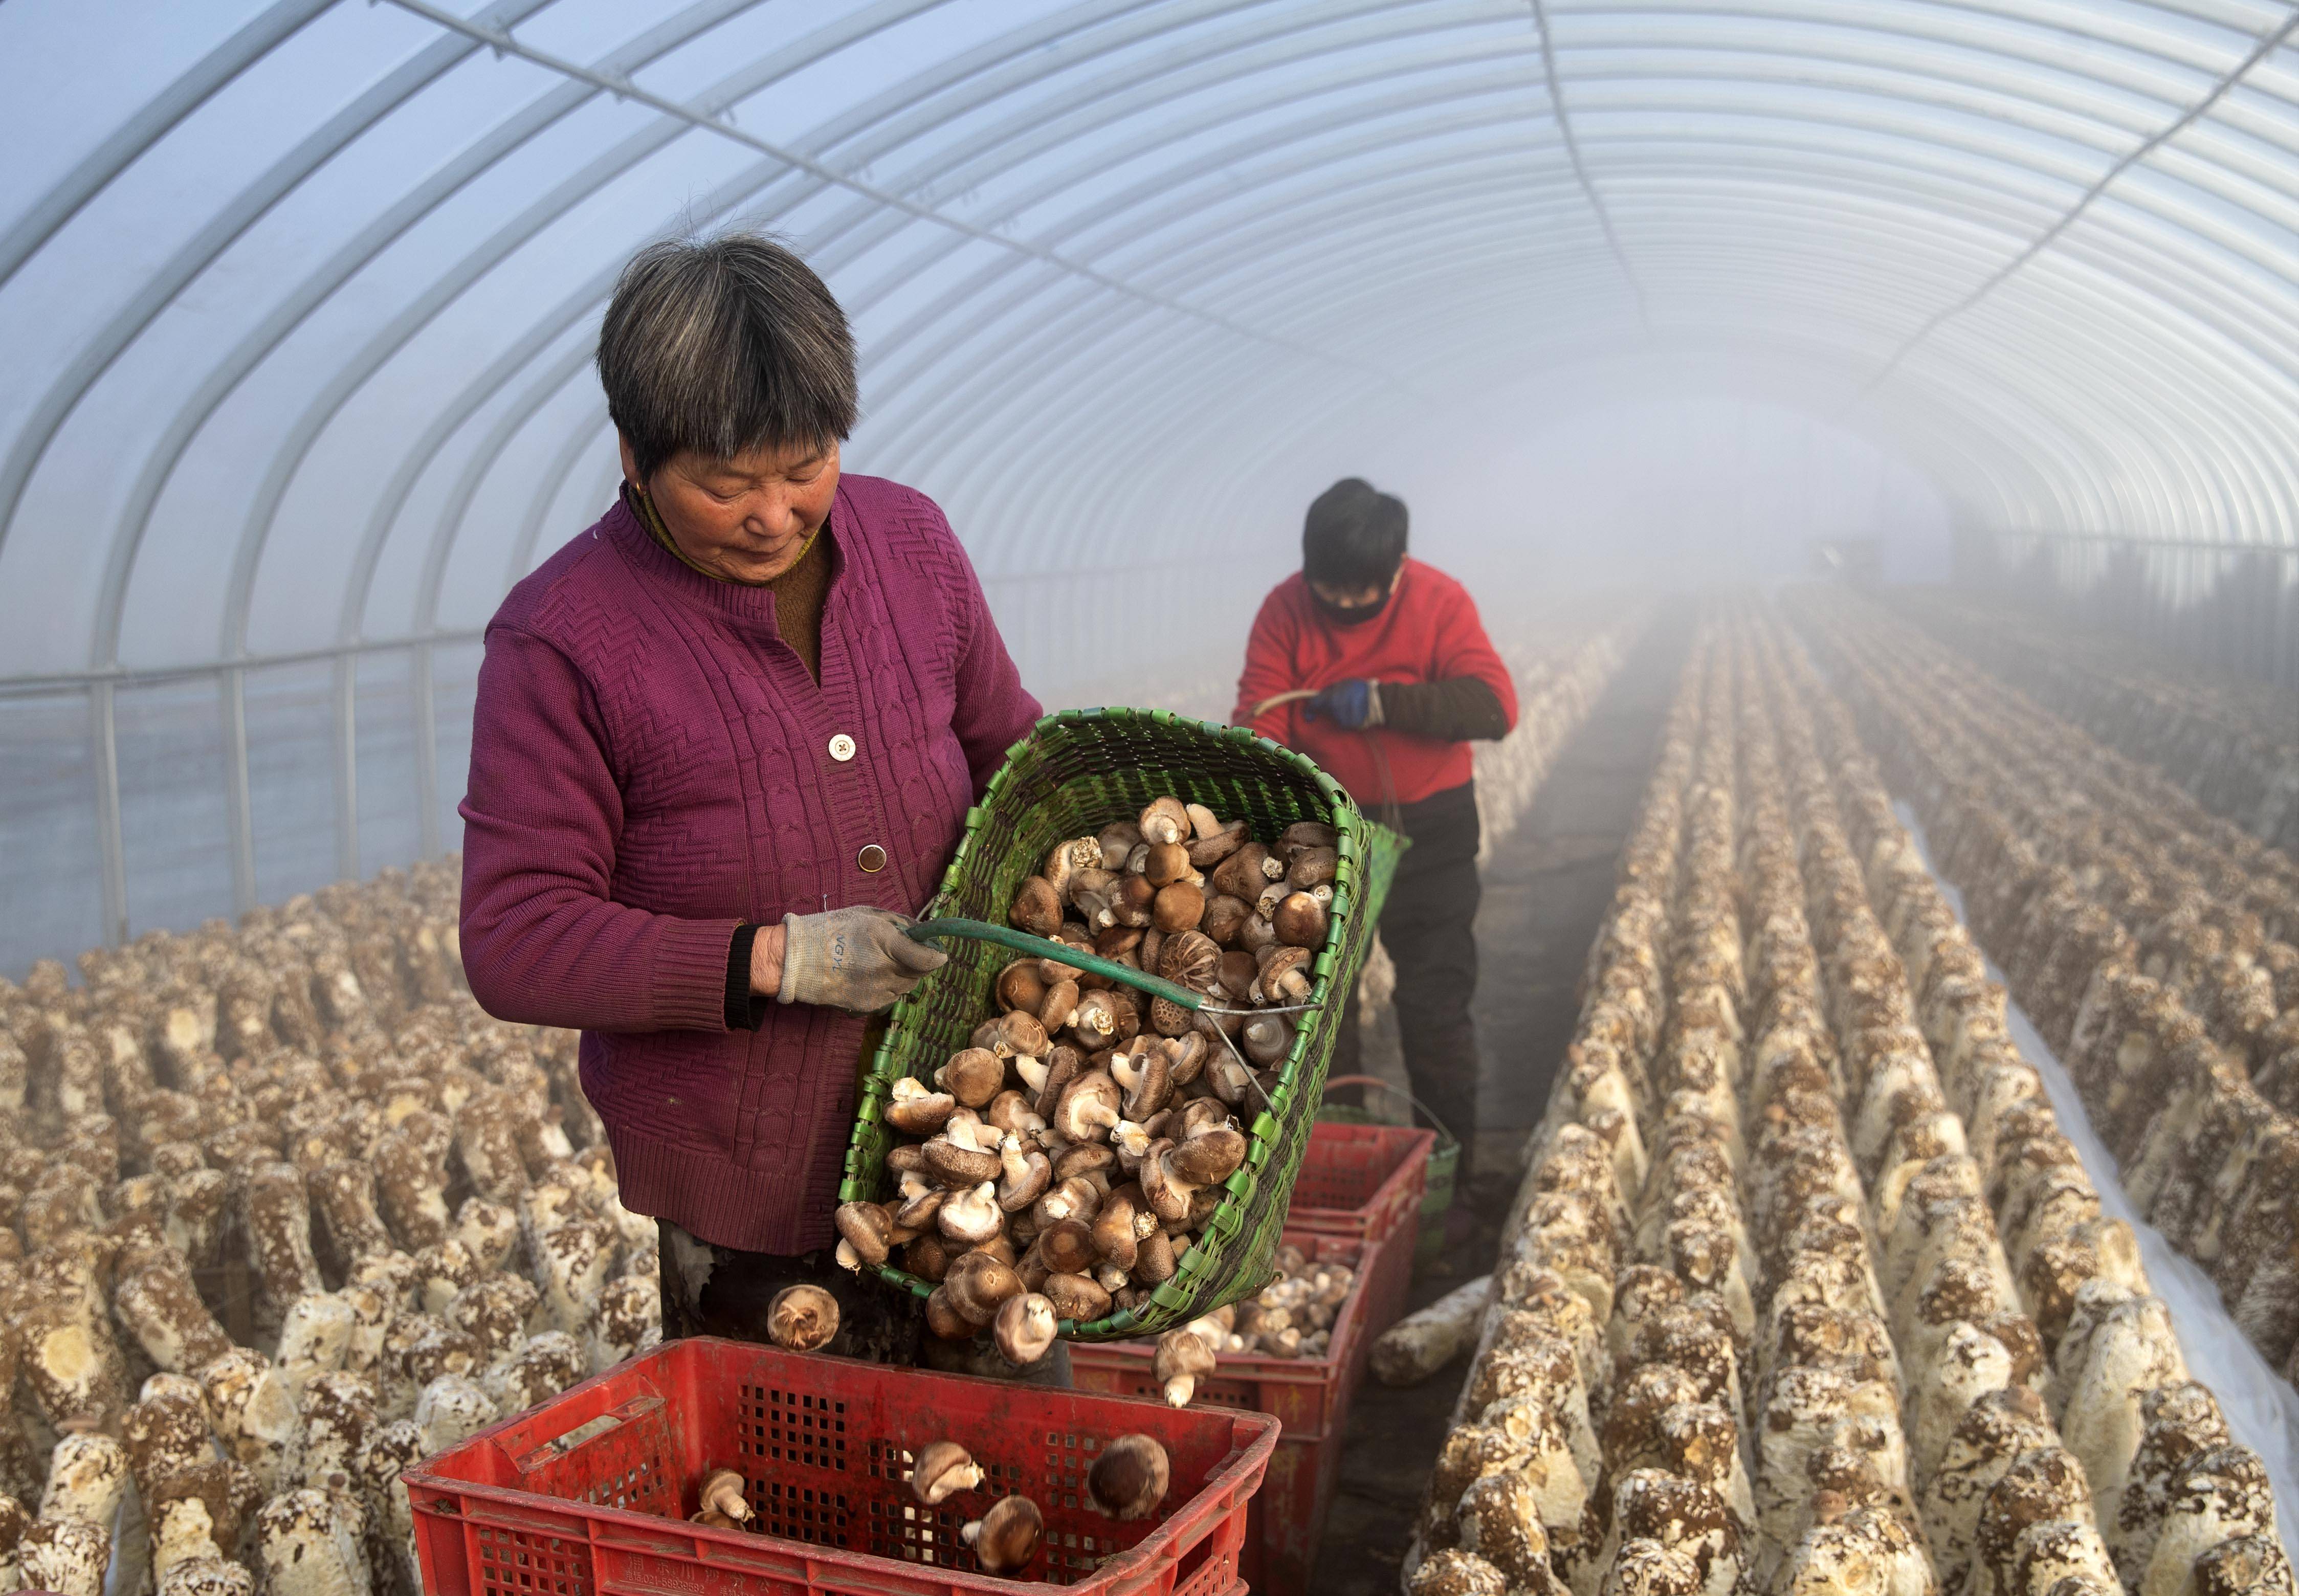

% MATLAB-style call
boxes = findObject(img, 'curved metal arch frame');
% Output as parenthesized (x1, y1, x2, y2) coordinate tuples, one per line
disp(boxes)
(13, 0, 2299, 952)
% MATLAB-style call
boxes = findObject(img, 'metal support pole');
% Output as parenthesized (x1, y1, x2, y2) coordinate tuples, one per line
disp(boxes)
(414, 640, 439, 857)
(221, 666, 257, 916)
(89, 682, 128, 946)
(331, 654, 359, 884)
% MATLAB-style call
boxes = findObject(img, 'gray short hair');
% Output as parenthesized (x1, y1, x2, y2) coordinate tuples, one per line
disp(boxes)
(598, 233, 856, 480)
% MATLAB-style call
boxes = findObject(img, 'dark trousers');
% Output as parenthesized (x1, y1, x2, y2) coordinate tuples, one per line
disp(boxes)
(657, 1220, 1072, 1387)
(1329, 781, 1484, 1180)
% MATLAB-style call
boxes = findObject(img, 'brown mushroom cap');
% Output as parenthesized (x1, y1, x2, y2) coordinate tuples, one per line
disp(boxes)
(1036, 979, 1080, 1033)
(1110, 875, 1156, 928)
(1095, 822, 1142, 868)
(1009, 877, 1063, 937)
(905, 1234, 952, 1281)
(1037, 1218, 1097, 1276)
(1209, 844, 1273, 902)
(699, 1468, 752, 1522)
(1044, 1272, 1113, 1322)
(923, 1139, 1002, 1189)
(996, 961, 1047, 1014)
(1032, 1174, 1103, 1230)
(1164, 1031, 1208, 1087)
(885, 1142, 929, 1175)
(1170, 1127, 1247, 1185)
(1088, 1434, 1171, 1521)
(1152, 1327, 1218, 1402)
(1093, 925, 1144, 961)
(984, 1091, 1042, 1135)
(765, 1284, 840, 1353)
(1179, 1099, 1232, 1139)
(1271, 893, 1327, 949)
(994, 1292, 1059, 1367)
(1034, 1049, 1084, 1120)
(1159, 930, 1221, 991)
(1143, 843, 1192, 888)
(883, 1084, 958, 1136)
(1200, 895, 1252, 947)
(1051, 1141, 1117, 1183)
(1089, 1190, 1141, 1270)
(1154, 881, 1207, 936)
(893, 1185, 947, 1231)
(833, 1203, 893, 1268)
(991, 1011, 1049, 1059)
(964, 1495, 1045, 1577)
(1286, 846, 1338, 889)
(1068, 992, 1120, 1050)
(1042, 837, 1101, 901)
(1133, 1228, 1179, 1285)
(1242, 1012, 1293, 1066)
(911, 1439, 985, 1505)
(1187, 820, 1249, 870)
(935, 1049, 1006, 1110)
(1279, 821, 1338, 854)
(1138, 797, 1190, 847)
(944, 1252, 1023, 1325)
(997, 1144, 1052, 1212)
(924, 1283, 972, 1340)
(1139, 1139, 1193, 1224)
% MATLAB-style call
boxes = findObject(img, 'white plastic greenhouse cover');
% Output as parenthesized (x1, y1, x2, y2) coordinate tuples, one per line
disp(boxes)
(6, 0, 2299, 966)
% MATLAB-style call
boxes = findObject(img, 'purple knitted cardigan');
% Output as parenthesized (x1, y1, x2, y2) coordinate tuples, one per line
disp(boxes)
(458, 476, 1041, 1253)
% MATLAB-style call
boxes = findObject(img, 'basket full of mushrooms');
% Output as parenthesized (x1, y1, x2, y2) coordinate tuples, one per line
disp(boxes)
(837, 708, 1402, 1344)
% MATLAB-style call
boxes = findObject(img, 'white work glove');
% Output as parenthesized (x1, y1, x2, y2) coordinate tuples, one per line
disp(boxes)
(778, 907, 947, 1013)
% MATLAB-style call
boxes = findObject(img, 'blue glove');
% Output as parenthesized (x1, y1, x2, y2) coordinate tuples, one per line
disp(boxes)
(1302, 679, 1382, 729)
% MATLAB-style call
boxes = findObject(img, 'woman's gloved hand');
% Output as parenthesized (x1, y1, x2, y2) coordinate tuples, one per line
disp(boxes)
(777, 907, 947, 1012)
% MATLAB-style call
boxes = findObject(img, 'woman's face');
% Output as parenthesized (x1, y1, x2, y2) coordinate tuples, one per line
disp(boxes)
(624, 434, 841, 584)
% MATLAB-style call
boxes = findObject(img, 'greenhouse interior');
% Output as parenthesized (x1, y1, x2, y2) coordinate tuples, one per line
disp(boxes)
(5, 2, 2299, 1593)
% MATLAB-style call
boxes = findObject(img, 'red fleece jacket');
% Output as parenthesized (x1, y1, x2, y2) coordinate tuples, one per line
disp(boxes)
(1232, 559, 1516, 809)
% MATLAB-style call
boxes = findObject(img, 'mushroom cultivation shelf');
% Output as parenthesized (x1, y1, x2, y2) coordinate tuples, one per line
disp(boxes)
(1788, 586, 2299, 1389)
(404, 1335, 1278, 1596)
(1399, 602, 2290, 1596)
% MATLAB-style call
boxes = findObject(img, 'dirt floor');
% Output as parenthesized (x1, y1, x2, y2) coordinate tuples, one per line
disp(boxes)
(1309, 611, 1687, 1594)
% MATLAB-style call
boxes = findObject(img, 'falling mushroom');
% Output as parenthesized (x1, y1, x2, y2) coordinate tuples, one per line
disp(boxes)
(911, 1440, 985, 1505)
(1087, 1434, 1171, 1520)
(698, 1468, 751, 1524)
(963, 1495, 1045, 1576)
(764, 1285, 839, 1353)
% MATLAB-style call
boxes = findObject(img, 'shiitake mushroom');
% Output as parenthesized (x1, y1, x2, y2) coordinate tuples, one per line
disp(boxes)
(878, 796, 1330, 1368)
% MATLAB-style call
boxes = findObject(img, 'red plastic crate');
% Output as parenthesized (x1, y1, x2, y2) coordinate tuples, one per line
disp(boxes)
(1285, 1122, 1436, 1337)
(1068, 1229, 1390, 1596)
(404, 1337, 1278, 1595)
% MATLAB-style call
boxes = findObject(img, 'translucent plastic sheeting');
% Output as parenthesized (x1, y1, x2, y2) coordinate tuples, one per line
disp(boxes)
(1896, 800, 2299, 1555)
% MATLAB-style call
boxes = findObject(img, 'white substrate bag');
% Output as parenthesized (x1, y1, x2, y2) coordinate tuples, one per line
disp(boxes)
(1895, 800, 2299, 1554)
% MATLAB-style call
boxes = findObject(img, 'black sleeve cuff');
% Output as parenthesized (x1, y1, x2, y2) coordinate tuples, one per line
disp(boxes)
(725, 923, 769, 1031)
(1380, 677, 1512, 742)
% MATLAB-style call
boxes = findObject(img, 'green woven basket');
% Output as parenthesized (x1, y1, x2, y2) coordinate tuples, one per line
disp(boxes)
(838, 706, 1403, 1342)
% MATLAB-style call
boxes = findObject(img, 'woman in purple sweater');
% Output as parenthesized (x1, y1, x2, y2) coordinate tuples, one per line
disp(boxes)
(458, 236, 1050, 1376)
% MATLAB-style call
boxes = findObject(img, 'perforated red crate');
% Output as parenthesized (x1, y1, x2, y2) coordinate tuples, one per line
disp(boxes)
(1067, 1229, 1389, 1596)
(1285, 1121, 1435, 1337)
(404, 1336, 1277, 1595)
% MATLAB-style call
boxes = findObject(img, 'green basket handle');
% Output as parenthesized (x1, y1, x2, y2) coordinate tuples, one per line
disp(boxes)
(905, 917, 1208, 1010)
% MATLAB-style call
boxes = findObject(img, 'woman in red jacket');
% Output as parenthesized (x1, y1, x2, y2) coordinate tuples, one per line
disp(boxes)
(1233, 479, 1516, 1185)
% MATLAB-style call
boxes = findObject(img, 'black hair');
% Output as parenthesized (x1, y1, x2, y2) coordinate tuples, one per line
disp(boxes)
(1302, 478, 1408, 589)
(598, 233, 857, 480)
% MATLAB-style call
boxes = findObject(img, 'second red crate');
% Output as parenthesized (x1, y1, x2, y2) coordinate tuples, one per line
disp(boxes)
(1068, 1227, 1392, 1596)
